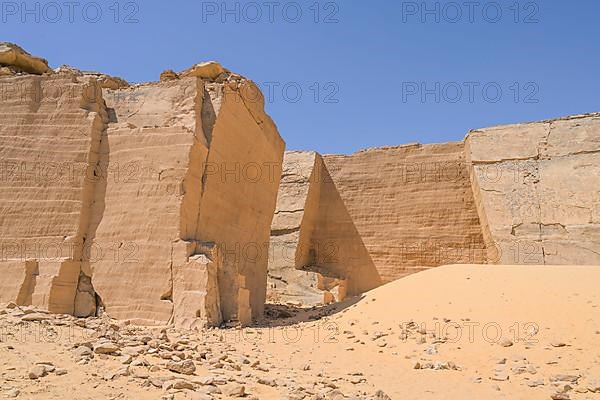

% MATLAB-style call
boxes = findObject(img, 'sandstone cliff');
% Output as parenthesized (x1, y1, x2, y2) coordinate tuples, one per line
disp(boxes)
(270, 114, 599, 291)
(0, 73, 107, 315)
(0, 45, 285, 327)
(93, 76, 284, 326)
(466, 113, 600, 265)
(322, 143, 488, 282)
(3, 44, 599, 324)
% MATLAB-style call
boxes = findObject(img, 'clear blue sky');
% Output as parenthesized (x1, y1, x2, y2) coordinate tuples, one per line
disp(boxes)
(3, 0, 600, 154)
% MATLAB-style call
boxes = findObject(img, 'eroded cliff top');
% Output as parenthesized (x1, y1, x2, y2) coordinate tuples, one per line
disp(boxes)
(0, 42, 50, 75)
(0, 43, 250, 90)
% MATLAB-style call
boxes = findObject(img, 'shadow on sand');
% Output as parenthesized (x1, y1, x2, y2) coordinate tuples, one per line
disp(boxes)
(255, 295, 365, 328)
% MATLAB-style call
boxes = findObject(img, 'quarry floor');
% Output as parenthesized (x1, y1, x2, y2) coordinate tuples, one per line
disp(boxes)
(1, 264, 599, 400)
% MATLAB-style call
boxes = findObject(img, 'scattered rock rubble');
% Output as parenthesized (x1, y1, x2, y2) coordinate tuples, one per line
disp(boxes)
(0, 302, 391, 399)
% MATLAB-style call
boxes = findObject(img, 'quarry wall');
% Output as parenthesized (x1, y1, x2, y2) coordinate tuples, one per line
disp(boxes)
(2, 43, 599, 319)
(321, 142, 487, 282)
(0, 47, 285, 327)
(268, 151, 381, 305)
(465, 114, 600, 265)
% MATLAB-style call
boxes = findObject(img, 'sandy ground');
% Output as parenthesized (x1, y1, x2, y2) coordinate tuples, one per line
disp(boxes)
(1, 264, 599, 399)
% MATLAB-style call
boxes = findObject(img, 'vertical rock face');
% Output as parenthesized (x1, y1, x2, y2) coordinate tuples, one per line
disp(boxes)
(268, 151, 382, 305)
(466, 114, 600, 265)
(269, 152, 323, 305)
(0, 74, 107, 313)
(191, 81, 285, 323)
(92, 77, 284, 325)
(0, 49, 284, 327)
(322, 143, 487, 282)
(90, 78, 203, 325)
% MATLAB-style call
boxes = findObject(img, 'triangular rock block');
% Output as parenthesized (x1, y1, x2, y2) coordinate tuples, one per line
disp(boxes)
(268, 151, 382, 306)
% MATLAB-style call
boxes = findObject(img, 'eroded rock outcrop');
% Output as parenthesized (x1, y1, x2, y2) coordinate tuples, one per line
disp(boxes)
(466, 113, 600, 265)
(0, 45, 285, 327)
(268, 151, 382, 305)
(0, 42, 50, 75)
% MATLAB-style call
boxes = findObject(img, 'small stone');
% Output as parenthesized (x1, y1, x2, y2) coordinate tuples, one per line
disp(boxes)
(258, 377, 278, 387)
(375, 390, 392, 400)
(491, 373, 509, 381)
(551, 341, 567, 348)
(163, 379, 194, 390)
(324, 389, 346, 400)
(6, 389, 20, 398)
(527, 379, 544, 387)
(28, 365, 47, 379)
(167, 359, 196, 375)
(93, 341, 120, 354)
(73, 346, 93, 358)
(550, 393, 570, 400)
(193, 376, 214, 386)
(550, 374, 580, 384)
(498, 337, 514, 347)
(220, 383, 245, 397)
(55, 368, 68, 376)
(6, 302, 18, 309)
(21, 313, 51, 322)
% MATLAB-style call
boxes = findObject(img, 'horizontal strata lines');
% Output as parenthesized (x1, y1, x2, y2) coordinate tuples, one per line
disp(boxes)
(0, 146, 93, 158)
(0, 204, 83, 213)
(105, 141, 192, 154)
(0, 178, 89, 186)
(0, 125, 90, 134)
(104, 135, 187, 142)
(0, 198, 83, 205)
(0, 136, 91, 145)
(0, 111, 88, 115)
(0, 113, 88, 121)
(0, 122, 90, 128)
(322, 142, 486, 282)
